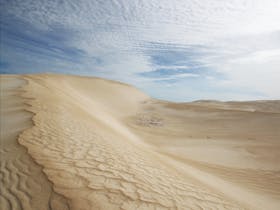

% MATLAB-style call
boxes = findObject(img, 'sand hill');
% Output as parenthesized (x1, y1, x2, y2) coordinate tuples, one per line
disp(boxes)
(1, 73, 280, 210)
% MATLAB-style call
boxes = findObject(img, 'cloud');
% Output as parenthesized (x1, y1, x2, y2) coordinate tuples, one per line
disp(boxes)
(1, 0, 280, 101)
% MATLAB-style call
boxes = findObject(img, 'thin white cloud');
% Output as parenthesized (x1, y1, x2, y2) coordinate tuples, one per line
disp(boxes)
(1, 0, 280, 100)
(145, 73, 200, 82)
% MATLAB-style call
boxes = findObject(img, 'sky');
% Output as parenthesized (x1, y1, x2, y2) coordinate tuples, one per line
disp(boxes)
(1, 0, 280, 101)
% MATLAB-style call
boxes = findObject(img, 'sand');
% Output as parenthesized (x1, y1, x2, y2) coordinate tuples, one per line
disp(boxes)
(0, 75, 69, 210)
(0, 73, 279, 210)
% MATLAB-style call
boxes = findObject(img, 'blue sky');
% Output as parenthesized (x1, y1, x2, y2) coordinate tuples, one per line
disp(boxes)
(1, 0, 280, 101)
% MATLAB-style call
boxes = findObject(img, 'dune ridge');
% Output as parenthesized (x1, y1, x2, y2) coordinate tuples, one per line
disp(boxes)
(0, 75, 70, 210)
(1, 73, 280, 210)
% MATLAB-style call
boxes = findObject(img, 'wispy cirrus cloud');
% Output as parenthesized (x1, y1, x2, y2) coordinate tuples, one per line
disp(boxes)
(1, 0, 280, 101)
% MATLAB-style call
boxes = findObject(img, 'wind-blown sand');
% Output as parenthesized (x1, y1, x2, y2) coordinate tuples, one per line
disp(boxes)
(1, 73, 280, 210)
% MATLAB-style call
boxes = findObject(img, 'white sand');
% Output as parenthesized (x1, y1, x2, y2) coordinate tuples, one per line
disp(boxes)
(1, 73, 280, 210)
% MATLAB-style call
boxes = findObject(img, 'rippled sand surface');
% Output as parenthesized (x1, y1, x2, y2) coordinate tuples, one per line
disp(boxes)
(1, 73, 280, 210)
(0, 75, 69, 210)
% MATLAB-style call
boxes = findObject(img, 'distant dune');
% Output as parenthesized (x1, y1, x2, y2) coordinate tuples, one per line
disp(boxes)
(1, 73, 280, 210)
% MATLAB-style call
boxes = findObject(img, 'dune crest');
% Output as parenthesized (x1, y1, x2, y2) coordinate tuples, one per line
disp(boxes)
(0, 75, 69, 210)
(1, 73, 280, 209)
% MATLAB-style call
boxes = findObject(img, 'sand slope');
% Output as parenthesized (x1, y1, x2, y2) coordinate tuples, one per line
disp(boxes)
(1, 73, 280, 210)
(0, 75, 69, 210)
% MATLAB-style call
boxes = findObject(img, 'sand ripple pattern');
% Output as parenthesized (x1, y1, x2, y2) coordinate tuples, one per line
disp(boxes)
(0, 75, 69, 210)
(0, 148, 69, 210)
(17, 75, 243, 210)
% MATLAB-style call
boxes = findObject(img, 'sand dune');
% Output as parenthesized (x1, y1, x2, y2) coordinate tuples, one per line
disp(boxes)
(0, 75, 69, 210)
(1, 73, 280, 210)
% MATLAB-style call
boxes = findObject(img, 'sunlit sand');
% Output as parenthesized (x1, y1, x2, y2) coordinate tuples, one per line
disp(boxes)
(1, 73, 280, 210)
